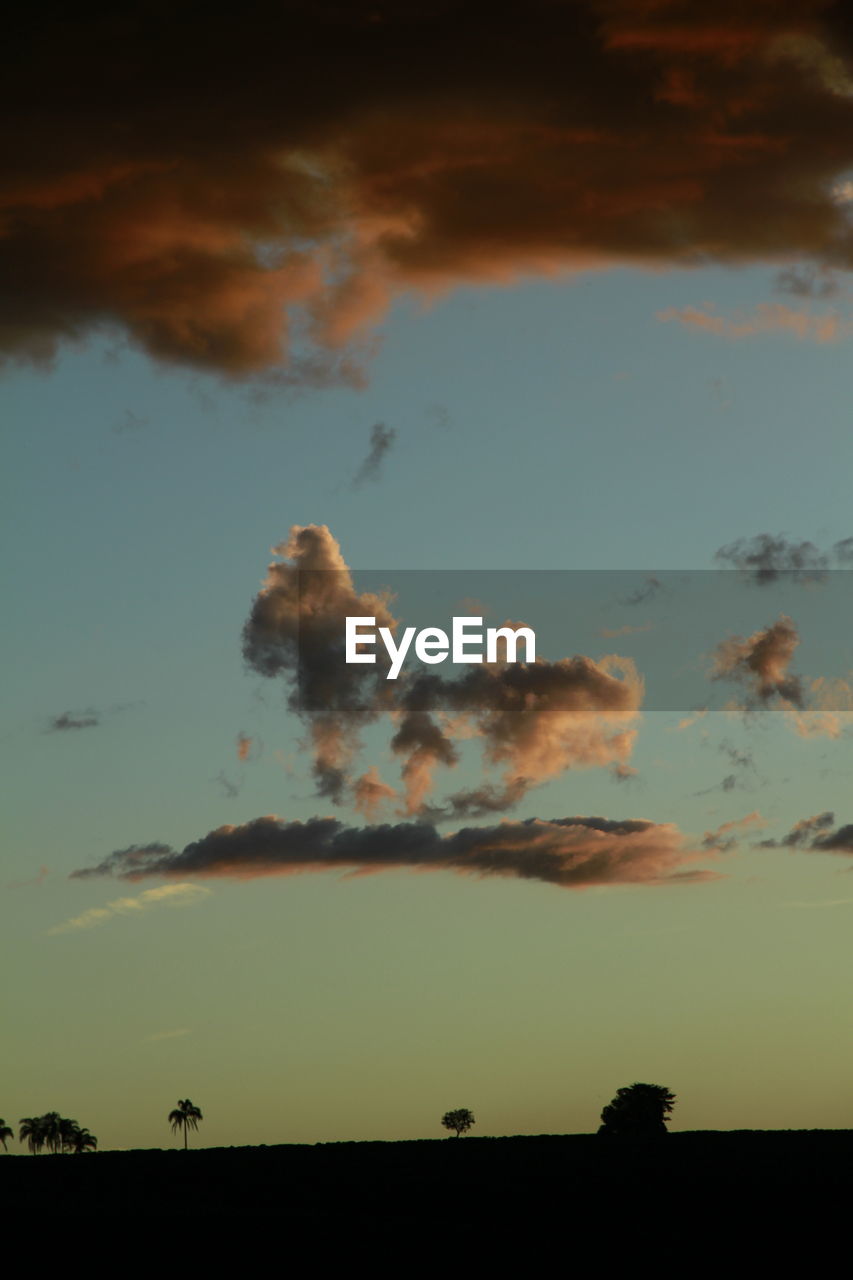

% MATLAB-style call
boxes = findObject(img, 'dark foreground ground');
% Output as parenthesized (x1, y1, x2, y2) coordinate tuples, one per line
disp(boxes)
(7, 1131, 849, 1263)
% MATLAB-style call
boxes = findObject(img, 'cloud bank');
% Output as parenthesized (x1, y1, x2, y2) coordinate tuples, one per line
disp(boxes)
(72, 814, 718, 889)
(6, 2, 853, 376)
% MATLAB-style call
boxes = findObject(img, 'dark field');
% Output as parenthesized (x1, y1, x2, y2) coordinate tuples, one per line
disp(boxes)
(5, 1130, 851, 1260)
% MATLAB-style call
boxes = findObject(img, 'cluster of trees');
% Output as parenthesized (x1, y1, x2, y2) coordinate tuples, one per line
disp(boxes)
(440, 1084, 676, 1139)
(6, 1087, 673, 1153)
(2, 1098, 205, 1155)
(6, 1113, 98, 1154)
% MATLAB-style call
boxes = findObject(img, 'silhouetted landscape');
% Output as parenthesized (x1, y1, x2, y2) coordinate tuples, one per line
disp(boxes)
(3, 1129, 850, 1261)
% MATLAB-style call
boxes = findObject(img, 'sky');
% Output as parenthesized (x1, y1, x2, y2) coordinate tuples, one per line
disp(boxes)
(5, 0, 853, 1150)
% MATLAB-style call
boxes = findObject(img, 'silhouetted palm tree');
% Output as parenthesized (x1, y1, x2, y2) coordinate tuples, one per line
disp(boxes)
(168, 1099, 203, 1150)
(69, 1126, 97, 1154)
(0, 1120, 13, 1151)
(59, 1118, 81, 1153)
(41, 1112, 63, 1155)
(19, 1116, 46, 1155)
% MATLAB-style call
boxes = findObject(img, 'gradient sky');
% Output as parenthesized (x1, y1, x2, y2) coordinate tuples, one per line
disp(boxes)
(5, 1, 853, 1150)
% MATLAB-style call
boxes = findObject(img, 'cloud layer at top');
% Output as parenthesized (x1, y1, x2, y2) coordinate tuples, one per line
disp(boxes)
(5, 1, 853, 375)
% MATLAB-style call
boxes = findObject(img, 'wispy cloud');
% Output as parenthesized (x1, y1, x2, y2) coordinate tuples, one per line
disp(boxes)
(48, 710, 100, 731)
(657, 302, 853, 343)
(780, 898, 853, 909)
(351, 422, 397, 487)
(47, 883, 211, 935)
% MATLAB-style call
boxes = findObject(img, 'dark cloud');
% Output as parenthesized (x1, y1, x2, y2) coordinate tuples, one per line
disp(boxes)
(757, 810, 839, 848)
(213, 772, 240, 799)
(714, 534, 830, 585)
(775, 265, 842, 298)
(711, 615, 804, 706)
(74, 842, 175, 879)
(619, 577, 662, 607)
(48, 710, 100, 731)
(351, 423, 397, 487)
(6, 3, 853, 377)
(694, 739, 760, 793)
(71, 813, 718, 889)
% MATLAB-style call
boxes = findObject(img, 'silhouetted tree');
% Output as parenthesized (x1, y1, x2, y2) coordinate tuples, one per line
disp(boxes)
(0, 1120, 13, 1151)
(598, 1083, 676, 1136)
(442, 1108, 475, 1137)
(169, 1099, 203, 1149)
(68, 1126, 97, 1154)
(19, 1116, 46, 1154)
(41, 1112, 63, 1155)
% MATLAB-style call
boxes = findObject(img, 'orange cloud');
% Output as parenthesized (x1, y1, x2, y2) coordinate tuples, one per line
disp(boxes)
(4, 2, 853, 376)
(657, 302, 853, 341)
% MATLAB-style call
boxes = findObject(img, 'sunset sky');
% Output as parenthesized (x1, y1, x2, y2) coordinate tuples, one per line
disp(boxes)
(5, 1, 853, 1150)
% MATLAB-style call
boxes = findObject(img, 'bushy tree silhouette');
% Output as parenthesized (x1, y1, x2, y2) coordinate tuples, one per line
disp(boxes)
(597, 1083, 676, 1136)
(441, 1108, 475, 1137)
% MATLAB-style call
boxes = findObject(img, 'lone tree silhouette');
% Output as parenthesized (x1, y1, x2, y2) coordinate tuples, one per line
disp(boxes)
(442, 1108, 475, 1137)
(169, 1099, 203, 1150)
(0, 1120, 12, 1151)
(598, 1083, 676, 1137)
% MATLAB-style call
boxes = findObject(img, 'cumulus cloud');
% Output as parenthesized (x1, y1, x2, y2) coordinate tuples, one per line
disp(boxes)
(241, 524, 399, 799)
(242, 525, 644, 814)
(47, 882, 211, 934)
(71, 814, 719, 890)
(351, 423, 397, 487)
(7, 3, 853, 377)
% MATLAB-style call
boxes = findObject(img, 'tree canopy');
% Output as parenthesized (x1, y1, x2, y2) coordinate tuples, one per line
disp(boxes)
(441, 1108, 476, 1137)
(597, 1083, 676, 1137)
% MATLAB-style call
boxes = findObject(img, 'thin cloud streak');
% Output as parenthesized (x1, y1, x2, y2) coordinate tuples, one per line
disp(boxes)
(47, 882, 211, 934)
